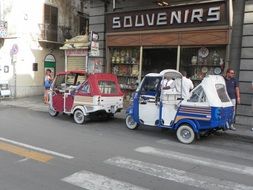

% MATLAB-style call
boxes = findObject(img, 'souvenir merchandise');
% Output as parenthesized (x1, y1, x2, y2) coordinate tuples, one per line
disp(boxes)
(132, 65, 139, 76)
(214, 67, 222, 75)
(198, 47, 209, 58)
(201, 67, 208, 74)
(191, 56, 197, 65)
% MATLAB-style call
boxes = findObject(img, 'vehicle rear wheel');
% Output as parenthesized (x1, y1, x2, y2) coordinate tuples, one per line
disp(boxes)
(48, 106, 59, 117)
(73, 109, 86, 124)
(176, 124, 195, 144)
(126, 115, 139, 130)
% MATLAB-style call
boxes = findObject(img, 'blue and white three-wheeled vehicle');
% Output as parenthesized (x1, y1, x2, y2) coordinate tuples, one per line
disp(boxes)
(125, 69, 234, 144)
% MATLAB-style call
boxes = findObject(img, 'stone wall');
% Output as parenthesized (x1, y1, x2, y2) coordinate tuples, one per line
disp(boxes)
(237, 0, 253, 126)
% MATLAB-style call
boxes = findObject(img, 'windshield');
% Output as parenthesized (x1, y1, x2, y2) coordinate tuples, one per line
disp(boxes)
(138, 76, 162, 96)
(216, 84, 230, 102)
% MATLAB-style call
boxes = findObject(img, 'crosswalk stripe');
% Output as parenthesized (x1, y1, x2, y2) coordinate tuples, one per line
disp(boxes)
(135, 146, 253, 176)
(105, 157, 253, 190)
(157, 139, 253, 161)
(62, 170, 149, 190)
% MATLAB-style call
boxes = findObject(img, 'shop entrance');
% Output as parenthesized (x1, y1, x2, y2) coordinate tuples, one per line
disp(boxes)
(142, 48, 177, 76)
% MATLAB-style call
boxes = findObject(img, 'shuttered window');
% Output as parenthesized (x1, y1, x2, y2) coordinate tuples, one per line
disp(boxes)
(44, 4, 58, 41)
(67, 56, 86, 71)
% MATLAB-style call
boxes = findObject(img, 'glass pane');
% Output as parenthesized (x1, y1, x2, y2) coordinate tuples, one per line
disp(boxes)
(216, 84, 230, 102)
(54, 75, 65, 89)
(98, 81, 117, 94)
(139, 77, 161, 96)
(66, 74, 76, 86)
(81, 83, 90, 93)
(76, 75, 86, 86)
(188, 86, 203, 102)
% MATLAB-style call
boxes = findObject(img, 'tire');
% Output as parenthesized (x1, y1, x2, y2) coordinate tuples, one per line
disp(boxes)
(176, 124, 195, 144)
(48, 106, 59, 117)
(126, 115, 139, 130)
(107, 113, 114, 119)
(73, 109, 86, 124)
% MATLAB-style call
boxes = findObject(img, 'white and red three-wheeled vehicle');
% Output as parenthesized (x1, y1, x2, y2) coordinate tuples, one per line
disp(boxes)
(48, 71, 123, 124)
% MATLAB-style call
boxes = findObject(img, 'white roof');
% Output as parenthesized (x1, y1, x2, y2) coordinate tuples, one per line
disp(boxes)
(145, 73, 162, 77)
(160, 69, 182, 78)
(190, 75, 232, 107)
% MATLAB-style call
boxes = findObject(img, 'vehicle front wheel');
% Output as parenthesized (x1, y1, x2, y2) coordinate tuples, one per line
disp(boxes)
(73, 109, 86, 124)
(48, 106, 59, 117)
(126, 115, 139, 130)
(176, 124, 195, 144)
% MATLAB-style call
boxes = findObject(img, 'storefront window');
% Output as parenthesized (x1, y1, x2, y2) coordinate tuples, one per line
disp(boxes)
(180, 46, 226, 86)
(110, 47, 140, 102)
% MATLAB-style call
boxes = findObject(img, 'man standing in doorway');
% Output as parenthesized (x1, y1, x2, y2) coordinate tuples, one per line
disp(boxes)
(180, 70, 194, 100)
(224, 68, 240, 131)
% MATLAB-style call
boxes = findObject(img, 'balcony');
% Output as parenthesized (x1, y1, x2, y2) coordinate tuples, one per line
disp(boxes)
(38, 23, 72, 47)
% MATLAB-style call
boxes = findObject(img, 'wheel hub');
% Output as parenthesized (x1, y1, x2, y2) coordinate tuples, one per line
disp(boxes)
(181, 129, 191, 139)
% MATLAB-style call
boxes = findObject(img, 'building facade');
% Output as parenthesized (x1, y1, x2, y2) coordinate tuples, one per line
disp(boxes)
(0, 0, 88, 97)
(89, 0, 252, 127)
(237, 0, 253, 126)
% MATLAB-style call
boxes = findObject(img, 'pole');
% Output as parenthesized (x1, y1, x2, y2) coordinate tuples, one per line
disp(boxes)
(138, 46, 143, 83)
(176, 45, 181, 71)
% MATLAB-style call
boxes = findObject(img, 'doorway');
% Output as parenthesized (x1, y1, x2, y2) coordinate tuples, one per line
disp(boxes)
(142, 48, 177, 76)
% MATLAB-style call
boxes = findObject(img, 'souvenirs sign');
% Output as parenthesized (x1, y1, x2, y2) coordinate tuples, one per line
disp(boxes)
(106, 1, 227, 33)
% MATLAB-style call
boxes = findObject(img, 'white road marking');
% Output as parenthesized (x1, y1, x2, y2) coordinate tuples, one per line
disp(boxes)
(135, 146, 253, 176)
(62, 170, 149, 190)
(17, 158, 30, 163)
(0, 137, 74, 159)
(158, 139, 253, 161)
(105, 157, 253, 190)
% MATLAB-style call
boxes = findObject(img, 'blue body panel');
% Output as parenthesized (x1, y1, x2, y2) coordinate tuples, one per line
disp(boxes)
(173, 105, 234, 133)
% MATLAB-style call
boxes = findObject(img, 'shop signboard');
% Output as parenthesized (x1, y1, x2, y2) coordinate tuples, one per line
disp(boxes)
(66, 49, 88, 56)
(90, 41, 100, 56)
(106, 1, 228, 33)
(89, 31, 100, 57)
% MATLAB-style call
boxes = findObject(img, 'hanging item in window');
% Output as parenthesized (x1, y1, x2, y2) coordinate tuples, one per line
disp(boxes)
(198, 47, 209, 65)
(191, 56, 197, 65)
(198, 47, 209, 58)
(214, 67, 222, 75)
(201, 66, 208, 74)
(212, 50, 220, 65)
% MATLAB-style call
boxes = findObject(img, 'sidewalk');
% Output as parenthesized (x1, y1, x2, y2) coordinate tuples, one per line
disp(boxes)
(1, 95, 253, 140)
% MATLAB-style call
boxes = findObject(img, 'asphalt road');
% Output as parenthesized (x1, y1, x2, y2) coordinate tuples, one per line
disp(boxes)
(0, 105, 253, 190)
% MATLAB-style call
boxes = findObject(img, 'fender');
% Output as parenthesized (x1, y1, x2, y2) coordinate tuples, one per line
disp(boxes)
(126, 106, 133, 115)
(72, 105, 88, 116)
(174, 119, 199, 133)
